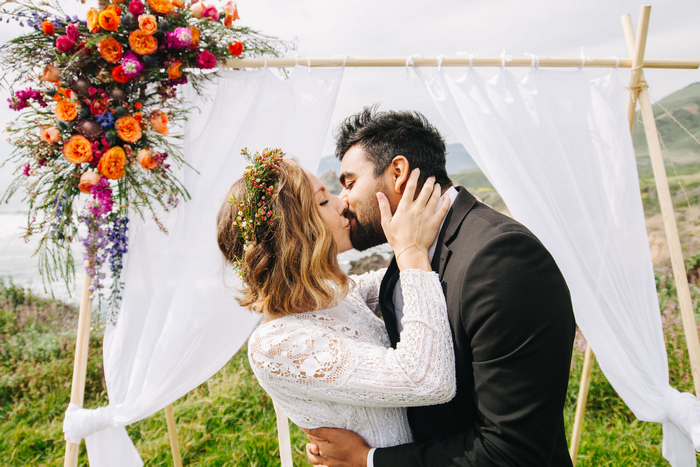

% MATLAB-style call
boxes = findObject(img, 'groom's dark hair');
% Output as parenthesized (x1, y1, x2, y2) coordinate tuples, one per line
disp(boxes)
(335, 105, 452, 188)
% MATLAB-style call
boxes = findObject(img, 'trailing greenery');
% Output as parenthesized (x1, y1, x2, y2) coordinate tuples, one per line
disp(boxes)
(1, 270, 699, 466)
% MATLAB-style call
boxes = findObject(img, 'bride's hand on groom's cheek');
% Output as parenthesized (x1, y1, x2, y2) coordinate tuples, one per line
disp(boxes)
(301, 426, 370, 467)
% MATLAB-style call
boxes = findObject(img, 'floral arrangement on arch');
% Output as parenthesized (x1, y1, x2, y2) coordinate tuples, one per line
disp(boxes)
(0, 0, 287, 313)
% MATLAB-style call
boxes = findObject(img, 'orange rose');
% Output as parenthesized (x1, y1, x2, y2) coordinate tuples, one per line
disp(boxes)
(41, 21, 55, 35)
(107, 5, 123, 16)
(41, 64, 61, 81)
(78, 172, 102, 194)
(98, 147, 126, 179)
(98, 37, 123, 63)
(228, 41, 243, 56)
(189, 26, 200, 49)
(129, 30, 158, 55)
(137, 149, 159, 169)
(54, 99, 78, 121)
(62, 135, 93, 164)
(149, 111, 169, 136)
(172, 0, 184, 7)
(115, 116, 142, 143)
(138, 14, 158, 34)
(98, 9, 121, 31)
(113, 66, 131, 83)
(87, 8, 101, 33)
(147, 0, 173, 15)
(167, 61, 182, 79)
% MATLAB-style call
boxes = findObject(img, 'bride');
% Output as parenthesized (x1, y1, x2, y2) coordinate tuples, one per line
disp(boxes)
(216, 149, 455, 450)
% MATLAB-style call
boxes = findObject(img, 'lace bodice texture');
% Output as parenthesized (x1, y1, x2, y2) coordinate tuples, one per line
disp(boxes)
(248, 269, 456, 448)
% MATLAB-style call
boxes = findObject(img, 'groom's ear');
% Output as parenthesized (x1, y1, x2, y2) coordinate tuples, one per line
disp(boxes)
(389, 156, 410, 195)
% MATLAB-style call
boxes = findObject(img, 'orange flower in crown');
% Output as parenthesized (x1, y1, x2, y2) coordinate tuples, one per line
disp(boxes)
(167, 61, 183, 79)
(112, 65, 131, 83)
(55, 99, 78, 121)
(41, 64, 61, 81)
(129, 30, 158, 55)
(98, 37, 123, 63)
(138, 14, 158, 35)
(98, 147, 127, 180)
(228, 41, 243, 56)
(98, 9, 121, 31)
(62, 135, 93, 164)
(107, 4, 123, 15)
(137, 149, 159, 169)
(87, 8, 101, 33)
(41, 21, 54, 35)
(147, 0, 174, 15)
(172, 0, 184, 7)
(149, 111, 169, 136)
(78, 172, 102, 194)
(115, 116, 142, 143)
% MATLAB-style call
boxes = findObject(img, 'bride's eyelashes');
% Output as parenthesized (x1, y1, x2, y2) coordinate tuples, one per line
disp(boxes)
(320, 199, 329, 206)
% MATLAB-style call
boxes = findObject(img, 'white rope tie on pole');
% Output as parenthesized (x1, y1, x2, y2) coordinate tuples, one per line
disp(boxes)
(436, 55, 444, 71)
(611, 55, 620, 69)
(525, 53, 540, 69)
(500, 49, 513, 68)
(579, 48, 593, 69)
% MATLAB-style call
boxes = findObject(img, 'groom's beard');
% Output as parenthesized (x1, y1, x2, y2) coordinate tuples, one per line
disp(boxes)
(346, 194, 387, 252)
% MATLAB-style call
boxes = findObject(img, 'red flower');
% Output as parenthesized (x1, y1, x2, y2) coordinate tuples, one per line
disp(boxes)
(228, 41, 243, 56)
(112, 66, 131, 83)
(90, 98, 109, 115)
(56, 35, 76, 53)
(196, 50, 217, 69)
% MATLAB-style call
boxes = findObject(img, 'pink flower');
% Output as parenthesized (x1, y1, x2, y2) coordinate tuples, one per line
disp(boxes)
(56, 35, 76, 53)
(196, 49, 216, 69)
(66, 23, 80, 42)
(39, 126, 62, 143)
(190, 2, 204, 18)
(201, 4, 219, 21)
(129, 0, 145, 16)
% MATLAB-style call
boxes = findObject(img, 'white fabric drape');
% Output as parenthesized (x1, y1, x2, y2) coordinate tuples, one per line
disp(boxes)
(63, 66, 344, 465)
(418, 67, 700, 466)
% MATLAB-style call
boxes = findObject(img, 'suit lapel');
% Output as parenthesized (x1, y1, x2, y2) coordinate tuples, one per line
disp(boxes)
(379, 259, 401, 348)
(433, 187, 476, 280)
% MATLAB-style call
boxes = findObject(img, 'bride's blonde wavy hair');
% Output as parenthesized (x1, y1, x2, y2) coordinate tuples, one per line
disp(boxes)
(217, 159, 350, 316)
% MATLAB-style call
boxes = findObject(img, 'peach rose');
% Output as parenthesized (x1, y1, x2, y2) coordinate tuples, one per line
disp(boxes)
(98, 9, 120, 31)
(41, 64, 61, 81)
(147, 0, 173, 15)
(167, 60, 182, 79)
(98, 37, 123, 63)
(39, 126, 61, 143)
(138, 14, 158, 34)
(78, 172, 102, 194)
(129, 30, 158, 55)
(98, 146, 126, 179)
(62, 135, 93, 164)
(137, 149, 158, 169)
(115, 116, 142, 143)
(87, 8, 101, 33)
(149, 111, 169, 136)
(54, 99, 78, 121)
(190, 2, 203, 18)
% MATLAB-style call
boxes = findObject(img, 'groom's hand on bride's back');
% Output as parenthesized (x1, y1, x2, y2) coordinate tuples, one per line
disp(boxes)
(302, 426, 370, 467)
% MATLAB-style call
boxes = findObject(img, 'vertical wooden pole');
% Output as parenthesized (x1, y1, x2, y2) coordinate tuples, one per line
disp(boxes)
(273, 401, 293, 467)
(164, 404, 184, 467)
(569, 344, 595, 465)
(64, 271, 94, 467)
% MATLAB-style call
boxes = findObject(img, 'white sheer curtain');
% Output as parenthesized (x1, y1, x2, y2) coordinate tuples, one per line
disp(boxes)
(63, 66, 344, 466)
(418, 66, 700, 466)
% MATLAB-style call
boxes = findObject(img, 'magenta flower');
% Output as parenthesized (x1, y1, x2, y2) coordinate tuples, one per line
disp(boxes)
(66, 23, 80, 42)
(196, 49, 217, 69)
(129, 0, 145, 16)
(56, 35, 76, 53)
(165, 27, 193, 49)
(121, 52, 145, 78)
(201, 5, 220, 21)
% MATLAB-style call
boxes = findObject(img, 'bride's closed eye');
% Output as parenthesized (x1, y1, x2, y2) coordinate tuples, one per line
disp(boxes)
(319, 199, 329, 206)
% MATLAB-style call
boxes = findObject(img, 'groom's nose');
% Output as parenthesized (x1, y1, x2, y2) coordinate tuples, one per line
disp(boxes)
(337, 196, 348, 215)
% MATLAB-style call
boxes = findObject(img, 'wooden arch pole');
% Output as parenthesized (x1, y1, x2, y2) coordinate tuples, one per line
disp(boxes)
(63, 268, 183, 467)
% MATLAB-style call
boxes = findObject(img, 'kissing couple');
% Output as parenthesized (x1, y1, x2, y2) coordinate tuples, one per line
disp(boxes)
(217, 107, 576, 466)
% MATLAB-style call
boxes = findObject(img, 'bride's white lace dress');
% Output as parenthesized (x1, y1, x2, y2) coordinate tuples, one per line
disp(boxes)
(247, 268, 456, 448)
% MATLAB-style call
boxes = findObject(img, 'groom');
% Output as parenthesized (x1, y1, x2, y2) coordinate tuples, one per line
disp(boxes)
(304, 107, 576, 466)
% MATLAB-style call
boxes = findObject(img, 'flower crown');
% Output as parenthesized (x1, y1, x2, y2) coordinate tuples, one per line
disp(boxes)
(228, 148, 284, 273)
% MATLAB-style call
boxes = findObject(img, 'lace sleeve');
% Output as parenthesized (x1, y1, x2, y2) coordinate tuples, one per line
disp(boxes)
(249, 269, 455, 408)
(350, 268, 386, 315)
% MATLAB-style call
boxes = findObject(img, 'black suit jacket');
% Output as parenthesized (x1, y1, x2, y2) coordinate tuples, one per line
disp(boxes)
(374, 187, 576, 466)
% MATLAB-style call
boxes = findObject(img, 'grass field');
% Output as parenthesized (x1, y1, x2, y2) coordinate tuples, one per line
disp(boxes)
(1, 270, 699, 466)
